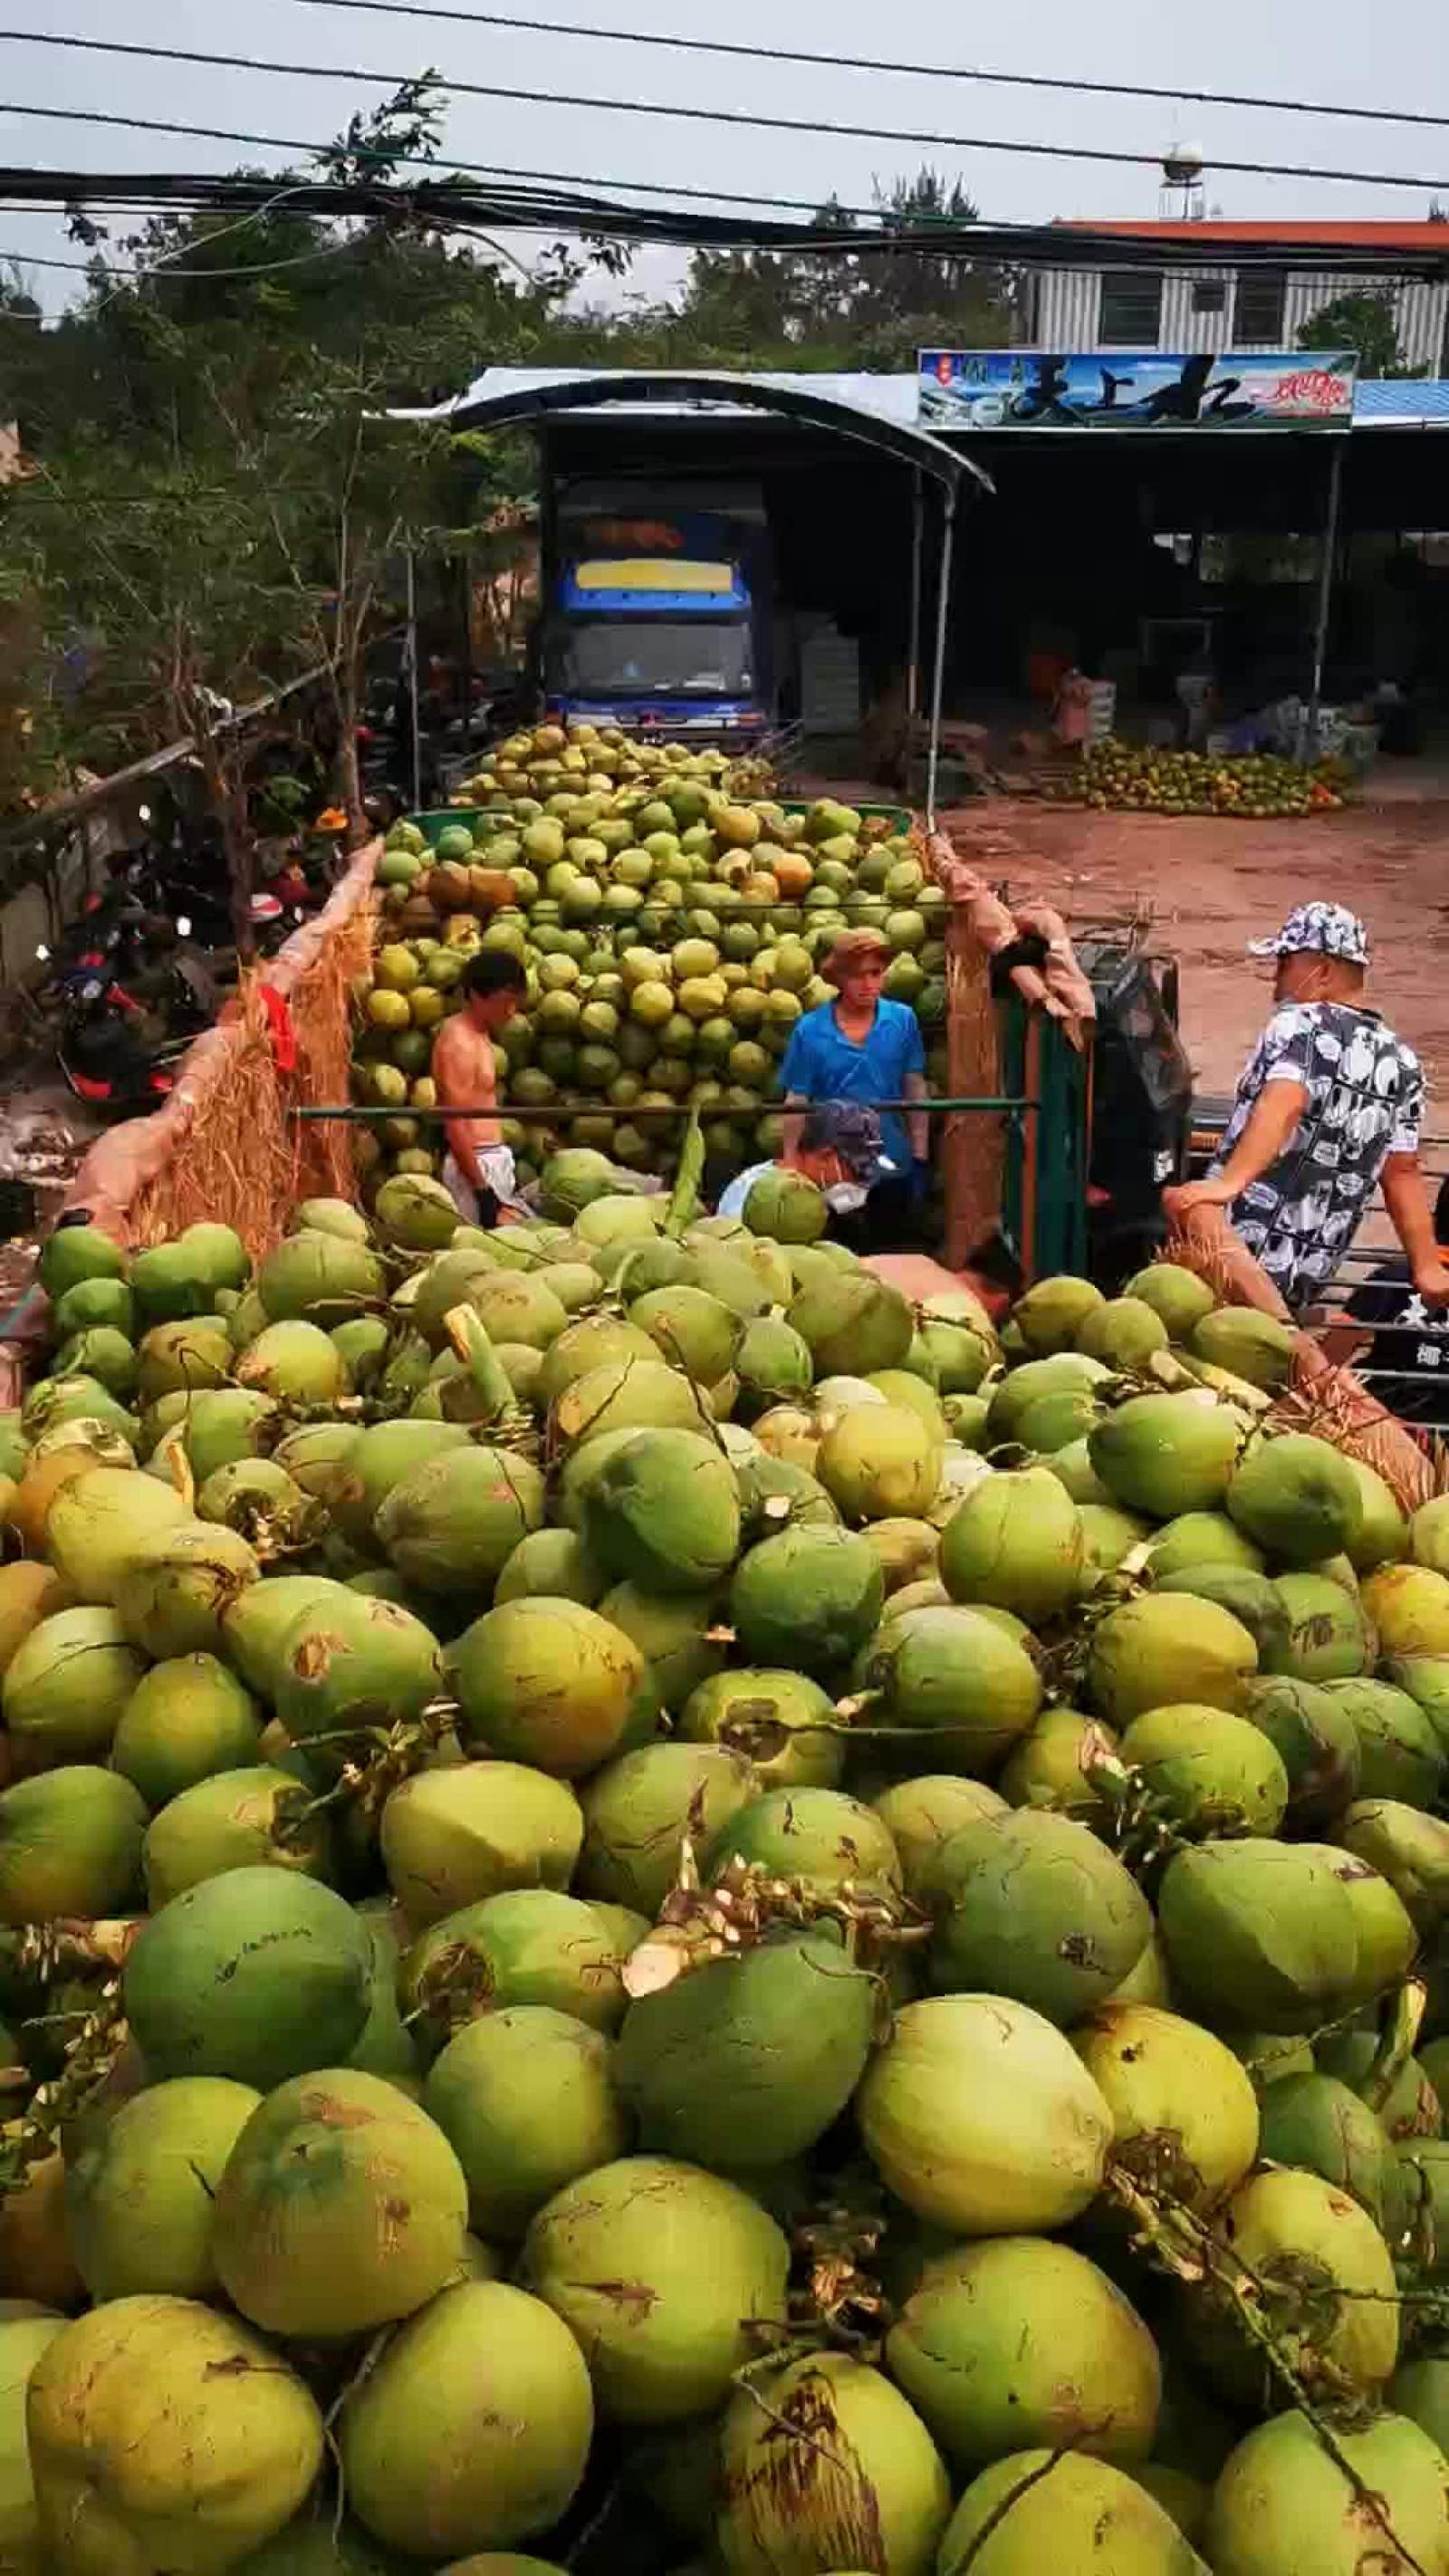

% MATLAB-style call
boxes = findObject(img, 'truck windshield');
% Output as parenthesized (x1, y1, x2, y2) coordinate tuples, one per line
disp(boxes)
(555, 619, 753, 697)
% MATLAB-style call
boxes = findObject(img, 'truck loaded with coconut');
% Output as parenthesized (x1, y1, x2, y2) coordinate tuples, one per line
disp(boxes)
(3, 1158, 1449, 2570)
(539, 479, 775, 744)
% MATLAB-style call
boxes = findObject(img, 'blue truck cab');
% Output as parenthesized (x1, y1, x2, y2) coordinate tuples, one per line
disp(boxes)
(542, 488, 773, 743)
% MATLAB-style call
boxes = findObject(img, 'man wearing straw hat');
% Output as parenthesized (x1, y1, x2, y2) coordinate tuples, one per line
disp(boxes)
(777, 928, 930, 1246)
(1163, 900, 1449, 1317)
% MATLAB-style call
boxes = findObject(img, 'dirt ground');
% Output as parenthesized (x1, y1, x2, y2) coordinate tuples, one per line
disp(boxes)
(942, 783, 1449, 1120)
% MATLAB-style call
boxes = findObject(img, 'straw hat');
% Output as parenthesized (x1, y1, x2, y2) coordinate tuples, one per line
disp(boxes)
(822, 928, 891, 985)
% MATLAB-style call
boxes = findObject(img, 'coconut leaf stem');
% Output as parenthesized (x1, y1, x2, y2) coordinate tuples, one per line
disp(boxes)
(0, 1977, 129, 2196)
(1359, 1977, 1427, 2117)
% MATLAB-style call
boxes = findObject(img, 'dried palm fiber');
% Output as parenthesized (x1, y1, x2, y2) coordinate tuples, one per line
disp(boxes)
(1164, 1206, 1449, 1512)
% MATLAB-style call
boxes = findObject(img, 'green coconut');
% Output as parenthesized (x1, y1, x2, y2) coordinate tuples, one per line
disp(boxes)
(66, 2075, 260, 2301)
(379, 1762, 582, 1926)
(178, 1388, 277, 1487)
(1225, 1433, 1364, 1565)
(424, 2006, 629, 2238)
(142, 1764, 331, 1910)
(985, 1353, 1108, 1447)
(178, 1222, 249, 1293)
(450, 1597, 646, 1775)
(862, 1516, 941, 1597)
(1073, 2003, 1259, 2208)
(328, 1419, 473, 1553)
(215, 2067, 467, 2341)
(533, 1314, 658, 1413)
(580, 1428, 741, 1596)
(1332, 1848, 1417, 2002)
(1012, 1385, 1101, 1455)
(134, 1318, 232, 1405)
(993, 1706, 1115, 1821)
(594, 1583, 726, 1712)
(112, 1653, 263, 1809)
(1270, 1569, 1373, 1681)
(938, 1467, 1084, 1620)
(39, 1221, 127, 1304)
(616, 1926, 877, 2172)
(43, 1466, 190, 1606)
(1078, 1503, 1153, 1578)
(858, 1992, 1112, 2234)
(129, 1239, 218, 1326)
(273, 1591, 442, 1754)
(0, 1765, 146, 1926)
(1118, 1705, 1290, 1837)
(374, 1172, 459, 1252)
(1365, 1562, 1449, 1658)
(813, 1404, 940, 1524)
(1194, 2164, 1398, 2404)
(734, 1449, 840, 1542)
(1320, 1676, 1445, 1806)
(1318, 2028, 1442, 2141)
(330, 1317, 390, 1390)
(1155, 1562, 1291, 1670)
(1156, 1840, 1361, 2032)
(0, 2305, 63, 2565)
(294, 1197, 371, 1244)
(727, 1523, 883, 1677)
(1205, 2408, 1449, 2576)
(551, 1357, 711, 1450)
(218, 1573, 341, 1697)
(256, 1232, 385, 1325)
(117, 1523, 262, 1661)
(1391, 2355, 1449, 2455)
(733, 1314, 815, 1418)
(1339, 1797, 1449, 1929)
(1341, 1457, 1409, 1572)
(406, 1249, 501, 1350)
(1125, 1263, 1216, 1338)
(1190, 1306, 1295, 1391)
(492, 1527, 604, 1610)
(1076, 1295, 1170, 1370)
(399, 1889, 631, 2058)
(1089, 1392, 1243, 1518)
(54, 1324, 139, 1400)
(929, 1810, 1151, 2024)
(1254, 2071, 1394, 2228)
(26, 2293, 324, 2575)
(1, 1602, 145, 1764)
(914, 1318, 995, 1397)
(237, 1320, 346, 1406)
(194, 1457, 310, 1543)
(1148, 1511, 1264, 1579)
(273, 1421, 362, 1500)
(864, 1604, 1042, 1771)
(678, 1666, 841, 1789)
(1088, 1592, 1258, 1726)
(376, 1447, 546, 1598)
(1240, 1673, 1361, 1827)
(717, 2350, 950, 2576)
(338, 2281, 593, 2562)
(523, 2152, 788, 2424)
(575, 1743, 757, 1918)
(888, 2235, 1161, 2469)
(123, 1866, 374, 2087)
(629, 1284, 742, 1387)
(0, 1563, 72, 1684)
(743, 1167, 827, 1243)
(940, 2451, 1201, 2576)
(1013, 1273, 1107, 1354)
(786, 1269, 913, 1376)
(706, 1784, 901, 1901)
(340, 1905, 417, 2082)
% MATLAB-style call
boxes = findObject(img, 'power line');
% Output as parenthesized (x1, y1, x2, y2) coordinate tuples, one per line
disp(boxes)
(2, 239, 348, 282)
(7, 29, 1449, 193)
(266, 0, 1449, 139)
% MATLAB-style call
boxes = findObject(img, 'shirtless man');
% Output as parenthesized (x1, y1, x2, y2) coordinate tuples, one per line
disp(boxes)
(431, 949, 528, 1226)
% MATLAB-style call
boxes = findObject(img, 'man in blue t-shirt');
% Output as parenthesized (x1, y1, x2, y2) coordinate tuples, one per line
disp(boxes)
(778, 928, 929, 1245)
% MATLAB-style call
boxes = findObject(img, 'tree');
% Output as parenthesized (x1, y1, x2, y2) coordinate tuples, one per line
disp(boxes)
(1298, 291, 1426, 380)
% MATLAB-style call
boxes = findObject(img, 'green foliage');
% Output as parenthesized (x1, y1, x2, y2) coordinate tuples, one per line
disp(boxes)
(1298, 292, 1427, 380)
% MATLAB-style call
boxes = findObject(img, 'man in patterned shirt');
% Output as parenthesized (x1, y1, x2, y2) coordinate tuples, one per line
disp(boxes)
(1163, 901, 1449, 1316)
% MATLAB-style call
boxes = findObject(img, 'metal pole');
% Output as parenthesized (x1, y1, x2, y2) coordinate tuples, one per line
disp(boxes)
(405, 550, 422, 815)
(906, 469, 925, 727)
(925, 483, 958, 829)
(1304, 437, 1346, 763)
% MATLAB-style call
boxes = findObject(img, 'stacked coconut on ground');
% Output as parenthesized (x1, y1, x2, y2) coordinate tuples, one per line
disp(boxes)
(3, 1187, 1449, 2570)
(359, 721, 945, 1197)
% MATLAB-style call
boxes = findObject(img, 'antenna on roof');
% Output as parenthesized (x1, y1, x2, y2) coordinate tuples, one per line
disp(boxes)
(1160, 142, 1206, 222)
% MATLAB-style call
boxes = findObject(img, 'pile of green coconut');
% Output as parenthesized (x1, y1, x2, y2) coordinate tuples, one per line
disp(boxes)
(5, 1168, 1449, 2573)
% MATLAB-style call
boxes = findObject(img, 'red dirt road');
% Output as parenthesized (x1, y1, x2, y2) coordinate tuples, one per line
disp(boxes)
(943, 792, 1449, 1113)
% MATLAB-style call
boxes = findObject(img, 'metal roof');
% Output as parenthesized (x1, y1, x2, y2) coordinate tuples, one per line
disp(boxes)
(426, 362, 1449, 440)
(432, 367, 988, 493)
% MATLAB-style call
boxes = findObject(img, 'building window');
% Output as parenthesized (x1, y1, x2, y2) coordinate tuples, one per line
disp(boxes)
(1234, 268, 1288, 343)
(1192, 280, 1227, 314)
(1099, 270, 1164, 344)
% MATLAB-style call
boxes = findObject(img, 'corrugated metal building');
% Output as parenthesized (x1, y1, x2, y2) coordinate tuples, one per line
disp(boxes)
(1032, 223, 1449, 373)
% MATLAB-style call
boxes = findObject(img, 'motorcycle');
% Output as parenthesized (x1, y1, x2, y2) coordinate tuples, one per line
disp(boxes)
(53, 972, 192, 1118)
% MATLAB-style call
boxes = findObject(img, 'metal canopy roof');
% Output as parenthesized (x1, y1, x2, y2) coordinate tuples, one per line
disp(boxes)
(435, 367, 993, 495)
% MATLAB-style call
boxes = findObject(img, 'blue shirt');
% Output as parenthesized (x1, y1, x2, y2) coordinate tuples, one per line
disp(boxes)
(779, 998, 926, 1178)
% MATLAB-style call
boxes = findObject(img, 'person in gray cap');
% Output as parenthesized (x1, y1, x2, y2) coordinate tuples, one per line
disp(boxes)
(1163, 901, 1449, 1314)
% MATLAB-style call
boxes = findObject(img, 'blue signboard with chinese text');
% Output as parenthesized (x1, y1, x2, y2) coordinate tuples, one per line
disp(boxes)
(919, 349, 1356, 429)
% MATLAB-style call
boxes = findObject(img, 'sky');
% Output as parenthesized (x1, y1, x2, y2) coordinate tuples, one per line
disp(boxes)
(3, 0, 1448, 337)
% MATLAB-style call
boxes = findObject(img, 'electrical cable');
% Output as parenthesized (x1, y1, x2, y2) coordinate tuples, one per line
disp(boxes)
(7, 29, 1449, 193)
(265, 0, 1449, 139)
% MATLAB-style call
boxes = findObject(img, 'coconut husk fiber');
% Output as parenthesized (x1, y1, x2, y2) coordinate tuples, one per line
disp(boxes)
(1162, 1206, 1449, 1512)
